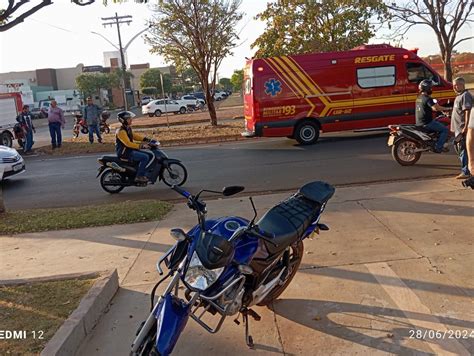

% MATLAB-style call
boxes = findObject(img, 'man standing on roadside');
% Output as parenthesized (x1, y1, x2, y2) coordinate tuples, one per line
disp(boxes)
(451, 77, 472, 179)
(48, 100, 65, 149)
(83, 97, 103, 144)
(16, 105, 36, 154)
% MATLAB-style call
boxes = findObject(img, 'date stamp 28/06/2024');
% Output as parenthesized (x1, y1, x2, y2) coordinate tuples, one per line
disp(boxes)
(409, 329, 474, 340)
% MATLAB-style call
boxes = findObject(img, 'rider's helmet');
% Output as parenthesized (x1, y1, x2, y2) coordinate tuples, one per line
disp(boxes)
(101, 110, 110, 120)
(117, 111, 136, 126)
(418, 79, 433, 94)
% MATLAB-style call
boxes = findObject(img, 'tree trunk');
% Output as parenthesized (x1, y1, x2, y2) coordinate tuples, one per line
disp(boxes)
(208, 100, 217, 126)
(442, 50, 453, 83)
(203, 84, 217, 126)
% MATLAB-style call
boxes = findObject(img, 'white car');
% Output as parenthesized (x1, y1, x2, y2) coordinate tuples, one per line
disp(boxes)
(213, 91, 227, 101)
(179, 95, 205, 107)
(142, 99, 188, 117)
(0, 145, 25, 180)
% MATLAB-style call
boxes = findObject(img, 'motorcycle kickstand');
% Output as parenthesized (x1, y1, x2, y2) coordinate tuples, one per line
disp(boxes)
(242, 311, 254, 349)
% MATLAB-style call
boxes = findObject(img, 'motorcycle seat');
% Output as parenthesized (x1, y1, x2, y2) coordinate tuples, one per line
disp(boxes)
(100, 156, 137, 171)
(101, 156, 131, 163)
(257, 195, 321, 254)
(298, 181, 335, 205)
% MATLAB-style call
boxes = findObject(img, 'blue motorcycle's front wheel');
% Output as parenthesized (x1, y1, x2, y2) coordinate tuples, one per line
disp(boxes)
(136, 328, 160, 356)
(258, 241, 304, 306)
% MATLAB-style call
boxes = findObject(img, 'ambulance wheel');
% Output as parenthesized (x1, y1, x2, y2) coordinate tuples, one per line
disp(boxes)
(295, 121, 319, 145)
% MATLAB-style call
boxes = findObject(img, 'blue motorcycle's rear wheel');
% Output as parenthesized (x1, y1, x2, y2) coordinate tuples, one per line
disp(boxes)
(258, 241, 304, 306)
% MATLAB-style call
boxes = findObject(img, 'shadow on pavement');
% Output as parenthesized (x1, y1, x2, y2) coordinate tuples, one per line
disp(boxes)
(298, 265, 474, 298)
(271, 298, 472, 355)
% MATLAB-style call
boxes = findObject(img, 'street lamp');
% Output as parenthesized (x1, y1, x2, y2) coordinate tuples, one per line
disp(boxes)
(90, 25, 151, 110)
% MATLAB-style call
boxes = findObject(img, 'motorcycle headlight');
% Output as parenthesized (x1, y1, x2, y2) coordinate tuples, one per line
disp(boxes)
(184, 252, 224, 291)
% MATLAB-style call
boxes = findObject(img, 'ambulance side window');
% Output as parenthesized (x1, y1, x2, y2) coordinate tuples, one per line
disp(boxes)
(357, 66, 396, 88)
(245, 78, 251, 94)
(406, 63, 435, 83)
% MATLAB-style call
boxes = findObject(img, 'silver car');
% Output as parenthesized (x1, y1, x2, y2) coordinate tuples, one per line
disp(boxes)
(0, 145, 25, 180)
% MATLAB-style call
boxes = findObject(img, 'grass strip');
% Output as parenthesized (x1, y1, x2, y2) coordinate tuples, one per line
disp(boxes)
(35, 120, 244, 156)
(0, 278, 96, 354)
(0, 200, 172, 235)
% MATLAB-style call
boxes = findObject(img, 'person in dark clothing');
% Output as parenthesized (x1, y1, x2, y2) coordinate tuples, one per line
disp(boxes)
(83, 97, 103, 144)
(16, 105, 36, 154)
(415, 79, 451, 153)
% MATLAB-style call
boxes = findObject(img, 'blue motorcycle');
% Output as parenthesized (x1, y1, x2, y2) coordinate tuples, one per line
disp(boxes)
(131, 181, 335, 355)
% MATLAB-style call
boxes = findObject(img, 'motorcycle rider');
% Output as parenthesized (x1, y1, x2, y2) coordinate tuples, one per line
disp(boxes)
(115, 111, 153, 184)
(415, 79, 451, 153)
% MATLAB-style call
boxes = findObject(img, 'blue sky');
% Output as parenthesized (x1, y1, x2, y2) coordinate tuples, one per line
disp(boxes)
(0, 0, 472, 78)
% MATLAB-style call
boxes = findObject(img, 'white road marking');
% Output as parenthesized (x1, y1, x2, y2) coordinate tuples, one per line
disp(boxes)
(366, 262, 470, 356)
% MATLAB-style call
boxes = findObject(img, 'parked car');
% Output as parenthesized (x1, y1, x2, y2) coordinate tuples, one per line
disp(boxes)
(191, 92, 206, 103)
(214, 91, 227, 101)
(142, 99, 188, 117)
(179, 95, 205, 107)
(30, 107, 48, 119)
(0, 145, 25, 180)
(140, 96, 154, 106)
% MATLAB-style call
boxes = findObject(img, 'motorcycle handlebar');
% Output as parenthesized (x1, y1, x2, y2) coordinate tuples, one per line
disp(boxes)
(172, 185, 191, 198)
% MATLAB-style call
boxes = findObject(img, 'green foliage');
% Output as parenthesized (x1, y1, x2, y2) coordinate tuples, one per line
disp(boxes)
(75, 73, 111, 99)
(108, 68, 134, 88)
(140, 68, 172, 93)
(142, 87, 159, 96)
(219, 78, 232, 90)
(230, 69, 244, 91)
(252, 0, 389, 58)
(146, 0, 243, 125)
(179, 67, 201, 88)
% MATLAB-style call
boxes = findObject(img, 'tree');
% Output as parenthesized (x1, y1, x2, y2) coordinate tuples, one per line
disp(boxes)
(387, 0, 473, 82)
(219, 78, 232, 91)
(230, 69, 243, 92)
(140, 68, 172, 95)
(109, 68, 134, 89)
(142, 87, 159, 96)
(252, 0, 389, 58)
(179, 67, 201, 88)
(75, 73, 111, 104)
(146, 0, 243, 126)
(0, 1, 147, 32)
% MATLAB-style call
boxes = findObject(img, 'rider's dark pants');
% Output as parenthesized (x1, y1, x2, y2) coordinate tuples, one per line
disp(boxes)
(129, 150, 149, 177)
(425, 120, 448, 151)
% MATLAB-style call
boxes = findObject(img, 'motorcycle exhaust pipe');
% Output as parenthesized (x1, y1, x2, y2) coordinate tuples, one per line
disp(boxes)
(413, 148, 430, 153)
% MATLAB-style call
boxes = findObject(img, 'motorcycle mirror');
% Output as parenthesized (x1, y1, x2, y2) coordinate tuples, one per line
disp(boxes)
(170, 228, 188, 242)
(222, 186, 245, 196)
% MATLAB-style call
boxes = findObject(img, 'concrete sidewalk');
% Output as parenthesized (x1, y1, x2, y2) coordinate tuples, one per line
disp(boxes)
(1, 178, 473, 355)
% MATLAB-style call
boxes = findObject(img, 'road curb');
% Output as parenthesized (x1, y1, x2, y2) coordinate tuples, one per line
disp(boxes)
(35, 270, 119, 356)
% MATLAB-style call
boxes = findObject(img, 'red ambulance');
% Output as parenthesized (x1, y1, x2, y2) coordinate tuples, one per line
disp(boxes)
(243, 44, 455, 144)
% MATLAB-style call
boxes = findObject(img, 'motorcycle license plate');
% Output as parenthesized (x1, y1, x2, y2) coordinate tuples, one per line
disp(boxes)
(13, 163, 23, 172)
(387, 136, 395, 146)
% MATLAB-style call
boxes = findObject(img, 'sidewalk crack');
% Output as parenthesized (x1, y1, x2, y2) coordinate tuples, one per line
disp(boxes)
(271, 302, 286, 355)
(121, 222, 162, 284)
(356, 201, 423, 258)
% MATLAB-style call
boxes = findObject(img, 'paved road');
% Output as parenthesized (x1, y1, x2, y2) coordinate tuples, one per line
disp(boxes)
(2, 132, 461, 210)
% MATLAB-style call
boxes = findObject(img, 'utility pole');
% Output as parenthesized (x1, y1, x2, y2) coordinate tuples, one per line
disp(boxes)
(101, 13, 132, 111)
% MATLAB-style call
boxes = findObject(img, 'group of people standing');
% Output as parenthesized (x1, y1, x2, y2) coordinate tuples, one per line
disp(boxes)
(15, 96, 105, 152)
